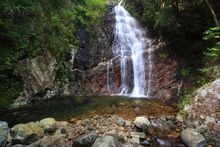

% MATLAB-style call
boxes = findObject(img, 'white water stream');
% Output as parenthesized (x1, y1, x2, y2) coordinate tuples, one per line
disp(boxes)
(107, 1, 153, 97)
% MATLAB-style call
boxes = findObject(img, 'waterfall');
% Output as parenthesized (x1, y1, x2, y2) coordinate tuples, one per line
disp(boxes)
(107, 1, 153, 97)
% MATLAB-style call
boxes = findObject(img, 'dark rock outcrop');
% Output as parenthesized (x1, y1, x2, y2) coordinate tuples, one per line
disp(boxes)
(73, 5, 115, 70)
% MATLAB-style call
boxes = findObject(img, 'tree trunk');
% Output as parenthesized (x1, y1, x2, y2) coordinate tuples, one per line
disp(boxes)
(204, 0, 220, 27)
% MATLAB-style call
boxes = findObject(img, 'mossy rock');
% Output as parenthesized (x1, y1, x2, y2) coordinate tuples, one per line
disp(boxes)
(39, 118, 56, 133)
(11, 122, 44, 145)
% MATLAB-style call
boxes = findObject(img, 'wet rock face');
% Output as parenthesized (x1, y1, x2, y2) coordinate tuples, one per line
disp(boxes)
(145, 40, 178, 99)
(66, 39, 179, 98)
(73, 5, 115, 71)
(186, 79, 220, 146)
(15, 51, 56, 105)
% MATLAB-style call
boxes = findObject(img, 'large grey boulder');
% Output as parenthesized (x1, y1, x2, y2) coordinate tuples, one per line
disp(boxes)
(186, 78, 220, 145)
(13, 51, 57, 106)
(134, 116, 150, 131)
(92, 135, 123, 147)
(0, 121, 9, 146)
(180, 128, 206, 147)
(11, 122, 44, 144)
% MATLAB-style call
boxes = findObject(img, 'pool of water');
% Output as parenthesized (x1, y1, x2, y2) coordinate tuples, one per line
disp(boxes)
(0, 96, 176, 127)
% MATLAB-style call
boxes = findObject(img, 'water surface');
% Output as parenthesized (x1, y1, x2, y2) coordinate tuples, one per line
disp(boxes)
(0, 96, 176, 127)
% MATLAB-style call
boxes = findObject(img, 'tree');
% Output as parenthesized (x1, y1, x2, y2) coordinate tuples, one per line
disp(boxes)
(204, 0, 219, 27)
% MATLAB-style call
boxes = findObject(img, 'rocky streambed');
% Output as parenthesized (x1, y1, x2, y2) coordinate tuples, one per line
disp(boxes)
(0, 96, 211, 147)
(0, 114, 207, 147)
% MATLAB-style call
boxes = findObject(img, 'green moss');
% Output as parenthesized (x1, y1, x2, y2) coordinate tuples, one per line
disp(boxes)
(177, 88, 194, 118)
(159, 52, 169, 60)
(0, 75, 23, 109)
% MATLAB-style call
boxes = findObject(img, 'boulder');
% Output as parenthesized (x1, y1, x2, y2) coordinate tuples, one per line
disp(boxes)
(92, 135, 123, 147)
(0, 121, 9, 147)
(72, 131, 97, 146)
(134, 116, 150, 131)
(11, 122, 44, 144)
(186, 78, 220, 145)
(39, 118, 56, 133)
(180, 128, 206, 147)
(13, 51, 57, 106)
(29, 133, 66, 147)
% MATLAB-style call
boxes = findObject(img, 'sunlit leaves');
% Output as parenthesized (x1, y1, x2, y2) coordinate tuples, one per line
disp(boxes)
(203, 27, 220, 58)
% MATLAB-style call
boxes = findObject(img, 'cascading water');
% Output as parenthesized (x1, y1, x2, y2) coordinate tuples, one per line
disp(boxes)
(107, 0, 153, 97)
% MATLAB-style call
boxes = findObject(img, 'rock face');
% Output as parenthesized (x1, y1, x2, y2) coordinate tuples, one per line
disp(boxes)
(14, 51, 56, 105)
(186, 79, 220, 145)
(11, 122, 44, 144)
(150, 41, 179, 99)
(39, 118, 56, 133)
(0, 121, 9, 147)
(65, 39, 179, 98)
(180, 128, 206, 147)
(92, 135, 123, 147)
(73, 5, 115, 70)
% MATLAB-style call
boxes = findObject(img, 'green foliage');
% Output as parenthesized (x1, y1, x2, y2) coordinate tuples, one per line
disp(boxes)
(197, 65, 220, 86)
(0, 0, 107, 108)
(180, 68, 191, 77)
(159, 52, 169, 60)
(203, 27, 220, 59)
(0, 74, 23, 109)
(178, 88, 194, 118)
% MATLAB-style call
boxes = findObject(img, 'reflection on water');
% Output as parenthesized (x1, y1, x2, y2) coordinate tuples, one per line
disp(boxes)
(0, 96, 176, 127)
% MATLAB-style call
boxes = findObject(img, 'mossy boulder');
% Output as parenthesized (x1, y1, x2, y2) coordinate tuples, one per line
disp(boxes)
(11, 122, 44, 144)
(39, 118, 56, 133)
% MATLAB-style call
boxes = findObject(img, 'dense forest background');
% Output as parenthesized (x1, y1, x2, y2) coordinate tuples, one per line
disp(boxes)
(0, 0, 219, 108)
